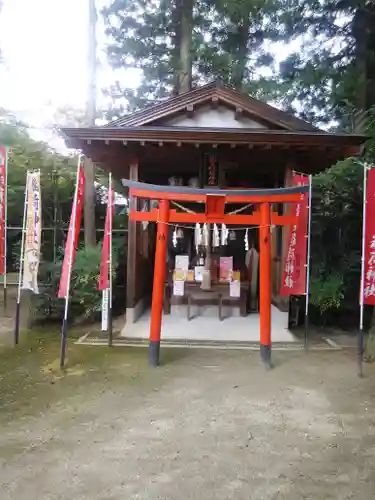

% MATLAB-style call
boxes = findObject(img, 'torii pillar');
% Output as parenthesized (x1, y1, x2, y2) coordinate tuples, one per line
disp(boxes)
(149, 199, 170, 366)
(121, 178, 308, 369)
(259, 202, 272, 368)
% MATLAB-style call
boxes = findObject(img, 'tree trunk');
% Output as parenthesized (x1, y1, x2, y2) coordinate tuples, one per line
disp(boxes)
(177, 0, 194, 94)
(231, 16, 250, 91)
(171, 1, 182, 96)
(353, 3, 367, 114)
(83, 157, 97, 248)
(84, 0, 97, 247)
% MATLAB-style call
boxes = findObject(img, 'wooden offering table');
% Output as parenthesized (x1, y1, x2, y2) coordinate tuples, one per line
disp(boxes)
(164, 280, 249, 320)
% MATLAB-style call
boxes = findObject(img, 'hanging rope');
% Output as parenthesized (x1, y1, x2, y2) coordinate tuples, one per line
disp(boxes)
(171, 200, 253, 216)
(155, 219, 273, 232)
(171, 200, 196, 214)
(155, 199, 262, 232)
(227, 203, 253, 215)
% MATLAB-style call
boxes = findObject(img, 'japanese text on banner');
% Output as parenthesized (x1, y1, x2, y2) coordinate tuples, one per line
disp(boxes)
(363, 168, 375, 305)
(22, 172, 42, 293)
(98, 183, 114, 291)
(280, 173, 309, 296)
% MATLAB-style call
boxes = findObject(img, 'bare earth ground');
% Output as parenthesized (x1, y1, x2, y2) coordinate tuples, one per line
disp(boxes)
(1, 331, 375, 499)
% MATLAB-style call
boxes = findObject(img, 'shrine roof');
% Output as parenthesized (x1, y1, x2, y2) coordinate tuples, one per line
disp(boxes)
(102, 82, 317, 132)
(62, 124, 365, 149)
(61, 83, 367, 173)
(62, 82, 366, 154)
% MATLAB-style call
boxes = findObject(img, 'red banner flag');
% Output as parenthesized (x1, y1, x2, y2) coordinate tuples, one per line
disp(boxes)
(362, 168, 375, 305)
(280, 173, 309, 296)
(0, 145, 7, 276)
(58, 163, 85, 299)
(98, 182, 114, 291)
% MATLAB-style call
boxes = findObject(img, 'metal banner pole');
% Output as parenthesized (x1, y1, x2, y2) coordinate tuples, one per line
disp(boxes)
(359, 164, 368, 378)
(14, 172, 29, 345)
(304, 174, 313, 350)
(52, 166, 58, 265)
(60, 160, 81, 368)
(3, 147, 8, 312)
(108, 173, 113, 346)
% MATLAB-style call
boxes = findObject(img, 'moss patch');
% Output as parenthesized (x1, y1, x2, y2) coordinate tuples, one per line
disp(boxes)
(0, 327, 149, 424)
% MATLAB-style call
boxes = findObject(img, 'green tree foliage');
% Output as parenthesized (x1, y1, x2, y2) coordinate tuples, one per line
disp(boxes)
(103, 0, 182, 112)
(33, 241, 123, 323)
(102, 0, 286, 113)
(0, 113, 79, 267)
(276, 0, 375, 127)
(306, 106, 375, 327)
(102, 0, 375, 126)
(0, 112, 127, 322)
(309, 158, 363, 319)
(196, 0, 282, 91)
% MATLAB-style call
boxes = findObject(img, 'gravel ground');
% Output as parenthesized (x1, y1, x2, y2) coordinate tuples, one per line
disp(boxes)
(1, 345, 375, 499)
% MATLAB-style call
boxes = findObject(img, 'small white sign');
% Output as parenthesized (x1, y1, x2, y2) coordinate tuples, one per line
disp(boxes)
(230, 280, 241, 298)
(175, 255, 189, 271)
(194, 266, 204, 282)
(173, 280, 185, 296)
(101, 288, 109, 331)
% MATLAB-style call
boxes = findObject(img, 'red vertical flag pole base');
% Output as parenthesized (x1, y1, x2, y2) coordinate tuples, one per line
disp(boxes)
(58, 159, 85, 368)
(304, 175, 313, 350)
(108, 176, 114, 346)
(359, 164, 375, 377)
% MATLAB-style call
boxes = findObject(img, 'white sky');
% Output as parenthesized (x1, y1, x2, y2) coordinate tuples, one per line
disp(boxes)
(0, 0, 298, 134)
(0, 0, 87, 126)
(0, 0, 141, 132)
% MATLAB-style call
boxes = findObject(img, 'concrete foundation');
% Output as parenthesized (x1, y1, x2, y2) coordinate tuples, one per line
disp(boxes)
(125, 298, 147, 324)
(121, 305, 296, 343)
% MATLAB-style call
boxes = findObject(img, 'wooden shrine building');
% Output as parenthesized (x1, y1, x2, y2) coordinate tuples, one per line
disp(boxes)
(62, 82, 365, 364)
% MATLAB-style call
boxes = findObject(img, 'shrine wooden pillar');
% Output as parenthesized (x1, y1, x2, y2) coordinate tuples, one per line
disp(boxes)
(259, 202, 272, 367)
(149, 199, 170, 366)
(126, 160, 139, 322)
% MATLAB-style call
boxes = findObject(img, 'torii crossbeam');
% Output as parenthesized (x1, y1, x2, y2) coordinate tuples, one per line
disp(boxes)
(122, 179, 309, 368)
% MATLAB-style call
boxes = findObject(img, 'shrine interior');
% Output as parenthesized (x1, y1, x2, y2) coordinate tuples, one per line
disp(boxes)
(132, 148, 285, 314)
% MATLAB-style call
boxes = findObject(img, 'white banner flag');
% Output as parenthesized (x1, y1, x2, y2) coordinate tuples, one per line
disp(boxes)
(101, 288, 109, 331)
(22, 171, 41, 294)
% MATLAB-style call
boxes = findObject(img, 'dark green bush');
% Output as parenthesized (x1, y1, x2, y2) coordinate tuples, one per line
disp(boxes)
(310, 273, 344, 315)
(31, 238, 124, 324)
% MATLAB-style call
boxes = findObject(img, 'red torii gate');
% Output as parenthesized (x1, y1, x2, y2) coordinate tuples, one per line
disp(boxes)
(122, 180, 309, 368)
